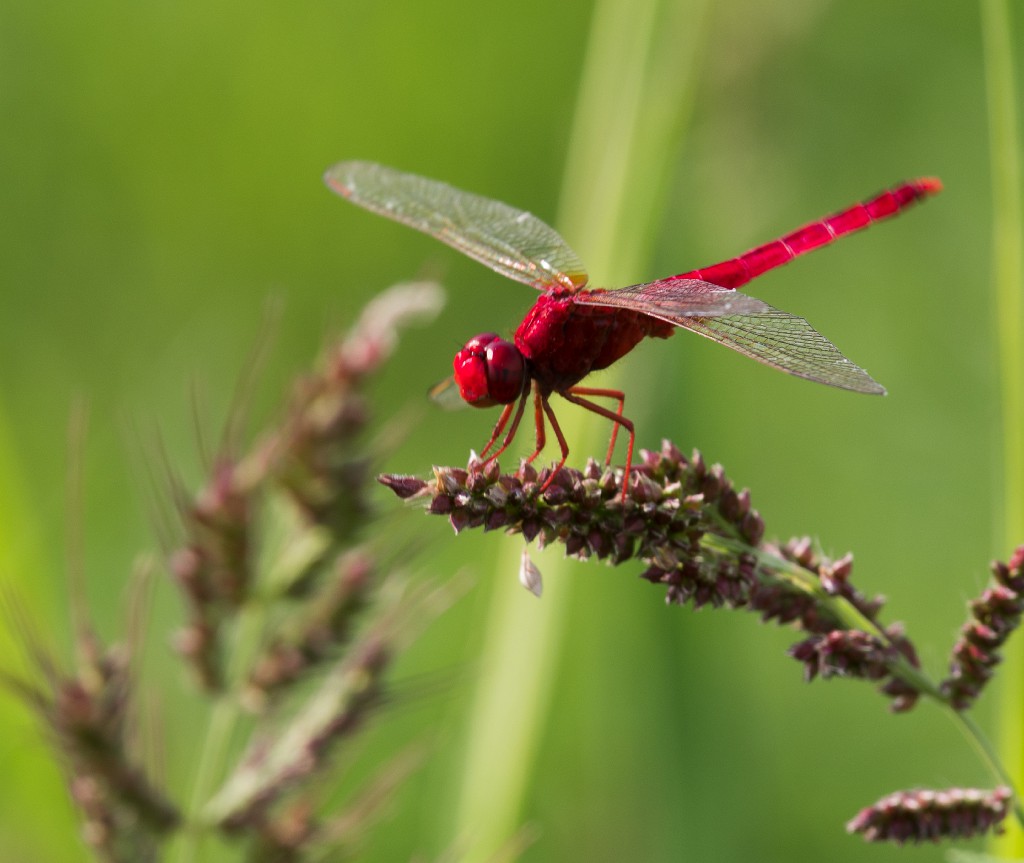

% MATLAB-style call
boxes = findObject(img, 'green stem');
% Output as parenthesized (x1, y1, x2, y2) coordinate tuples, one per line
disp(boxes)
(171, 604, 266, 863)
(705, 532, 947, 700)
(949, 710, 1024, 826)
(741, 540, 1024, 823)
(714, 533, 1024, 822)
(173, 696, 237, 860)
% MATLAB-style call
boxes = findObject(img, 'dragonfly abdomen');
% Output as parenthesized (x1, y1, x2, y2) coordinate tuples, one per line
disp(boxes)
(677, 177, 942, 290)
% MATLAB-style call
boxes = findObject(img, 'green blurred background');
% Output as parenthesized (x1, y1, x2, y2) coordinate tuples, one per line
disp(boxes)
(0, 0, 1018, 860)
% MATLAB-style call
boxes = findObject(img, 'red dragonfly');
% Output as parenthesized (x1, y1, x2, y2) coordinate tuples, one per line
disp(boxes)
(325, 162, 940, 496)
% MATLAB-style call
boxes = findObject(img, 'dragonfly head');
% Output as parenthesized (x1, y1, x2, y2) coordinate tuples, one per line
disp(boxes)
(453, 333, 526, 407)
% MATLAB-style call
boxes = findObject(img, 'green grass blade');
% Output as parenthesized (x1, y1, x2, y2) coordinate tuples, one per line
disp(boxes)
(450, 1, 711, 859)
(980, 0, 1024, 853)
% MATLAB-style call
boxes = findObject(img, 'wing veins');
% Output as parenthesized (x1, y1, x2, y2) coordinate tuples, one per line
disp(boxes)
(325, 161, 588, 291)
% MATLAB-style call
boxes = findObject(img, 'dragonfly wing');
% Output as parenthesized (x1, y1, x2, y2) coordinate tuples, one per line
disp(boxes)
(573, 278, 772, 319)
(576, 278, 884, 394)
(681, 308, 886, 394)
(325, 161, 589, 292)
(428, 375, 469, 410)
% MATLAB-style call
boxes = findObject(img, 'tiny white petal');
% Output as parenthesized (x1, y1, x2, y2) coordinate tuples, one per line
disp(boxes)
(519, 547, 543, 597)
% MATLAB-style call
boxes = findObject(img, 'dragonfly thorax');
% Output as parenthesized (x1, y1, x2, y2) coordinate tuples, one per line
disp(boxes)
(453, 332, 527, 408)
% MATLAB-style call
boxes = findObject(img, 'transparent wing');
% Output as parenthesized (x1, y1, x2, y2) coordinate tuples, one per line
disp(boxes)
(428, 375, 469, 410)
(572, 278, 772, 319)
(324, 161, 589, 292)
(575, 277, 884, 393)
(681, 309, 886, 394)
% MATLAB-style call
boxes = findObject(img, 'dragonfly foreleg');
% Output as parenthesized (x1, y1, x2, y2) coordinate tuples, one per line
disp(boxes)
(480, 389, 529, 464)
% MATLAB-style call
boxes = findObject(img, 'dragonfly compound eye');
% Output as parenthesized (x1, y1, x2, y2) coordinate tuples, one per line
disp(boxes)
(483, 338, 525, 403)
(453, 333, 524, 407)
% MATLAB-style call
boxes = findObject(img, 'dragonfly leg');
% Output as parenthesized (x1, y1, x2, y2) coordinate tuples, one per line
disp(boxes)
(525, 386, 547, 463)
(480, 389, 529, 464)
(537, 396, 570, 492)
(560, 389, 635, 501)
(566, 386, 626, 465)
(479, 402, 515, 458)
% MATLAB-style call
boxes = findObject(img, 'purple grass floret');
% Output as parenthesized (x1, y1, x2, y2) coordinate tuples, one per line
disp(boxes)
(939, 546, 1024, 710)
(7, 284, 452, 861)
(383, 450, 1024, 843)
(847, 786, 1012, 844)
(380, 442, 923, 712)
(3, 622, 179, 860)
(171, 459, 253, 691)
